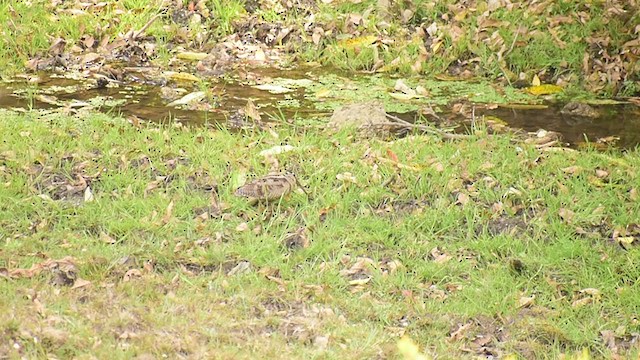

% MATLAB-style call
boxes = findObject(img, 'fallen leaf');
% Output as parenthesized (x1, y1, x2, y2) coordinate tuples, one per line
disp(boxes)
(176, 52, 209, 60)
(84, 186, 94, 202)
(337, 172, 358, 184)
(386, 148, 399, 163)
(456, 192, 470, 205)
(572, 297, 593, 307)
(253, 84, 293, 94)
(532, 74, 541, 86)
(71, 278, 91, 289)
(167, 91, 206, 107)
(561, 166, 582, 175)
(518, 295, 536, 308)
(100, 232, 117, 244)
(227, 261, 251, 276)
(259, 145, 295, 157)
(166, 72, 201, 83)
(123, 269, 142, 282)
(558, 208, 575, 223)
(244, 99, 261, 121)
(527, 84, 563, 95)
(449, 322, 472, 341)
(161, 200, 174, 224)
(397, 336, 431, 360)
(254, 47, 267, 62)
(615, 236, 636, 249)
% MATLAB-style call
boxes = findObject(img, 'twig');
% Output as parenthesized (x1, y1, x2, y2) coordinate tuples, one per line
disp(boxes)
(130, 14, 162, 41)
(384, 114, 468, 140)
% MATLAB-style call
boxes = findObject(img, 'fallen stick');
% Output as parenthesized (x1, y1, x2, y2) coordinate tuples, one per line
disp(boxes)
(383, 114, 469, 140)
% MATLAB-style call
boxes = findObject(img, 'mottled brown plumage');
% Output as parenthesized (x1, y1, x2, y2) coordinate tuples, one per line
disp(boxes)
(234, 172, 302, 202)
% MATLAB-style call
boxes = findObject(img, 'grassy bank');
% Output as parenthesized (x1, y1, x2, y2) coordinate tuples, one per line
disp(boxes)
(1, 0, 639, 96)
(1, 110, 639, 358)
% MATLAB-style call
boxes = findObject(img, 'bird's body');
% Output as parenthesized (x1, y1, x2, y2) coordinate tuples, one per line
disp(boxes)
(234, 172, 300, 202)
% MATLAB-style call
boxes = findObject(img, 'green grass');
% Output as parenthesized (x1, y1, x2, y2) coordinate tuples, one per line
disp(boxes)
(1, 109, 639, 358)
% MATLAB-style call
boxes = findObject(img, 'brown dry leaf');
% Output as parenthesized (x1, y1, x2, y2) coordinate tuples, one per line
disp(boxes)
(456, 192, 470, 205)
(341, 257, 374, 288)
(429, 247, 451, 264)
(449, 322, 472, 341)
(312, 28, 324, 45)
(227, 261, 251, 276)
(144, 180, 161, 197)
(561, 166, 583, 175)
(161, 200, 174, 224)
(341, 257, 375, 276)
(123, 269, 142, 282)
(595, 169, 609, 179)
(244, 99, 262, 122)
(48, 38, 66, 56)
(517, 295, 536, 308)
(580, 288, 602, 298)
(71, 278, 92, 289)
(100, 231, 117, 244)
(235, 222, 249, 232)
(386, 148, 399, 163)
(572, 297, 593, 308)
(558, 208, 575, 223)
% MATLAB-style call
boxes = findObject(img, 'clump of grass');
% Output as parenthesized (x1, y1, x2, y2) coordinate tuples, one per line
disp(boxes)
(209, 0, 246, 37)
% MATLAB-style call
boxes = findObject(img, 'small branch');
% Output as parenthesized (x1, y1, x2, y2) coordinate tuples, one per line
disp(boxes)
(129, 14, 162, 41)
(384, 114, 468, 140)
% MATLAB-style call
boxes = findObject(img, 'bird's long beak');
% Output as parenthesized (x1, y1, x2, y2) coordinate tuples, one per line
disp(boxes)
(295, 177, 310, 198)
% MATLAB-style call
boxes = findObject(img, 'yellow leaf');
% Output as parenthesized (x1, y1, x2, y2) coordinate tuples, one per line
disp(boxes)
(573, 348, 591, 360)
(431, 40, 442, 53)
(397, 337, 431, 360)
(176, 52, 209, 60)
(532, 74, 541, 86)
(166, 72, 201, 83)
(454, 10, 467, 21)
(337, 35, 377, 50)
(389, 92, 417, 100)
(527, 84, 563, 95)
(434, 74, 465, 81)
(315, 88, 332, 98)
(483, 115, 508, 126)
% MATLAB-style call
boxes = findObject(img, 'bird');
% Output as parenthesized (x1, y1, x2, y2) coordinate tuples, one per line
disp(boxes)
(234, 172, 306, 203)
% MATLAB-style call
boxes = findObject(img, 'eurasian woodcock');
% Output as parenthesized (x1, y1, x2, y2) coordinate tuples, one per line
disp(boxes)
(234, 172, 305, 202)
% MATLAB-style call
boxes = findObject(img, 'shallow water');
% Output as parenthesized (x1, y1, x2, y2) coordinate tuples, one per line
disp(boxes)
(2, 70, 639, 149)
(483, 104, 640, 149)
